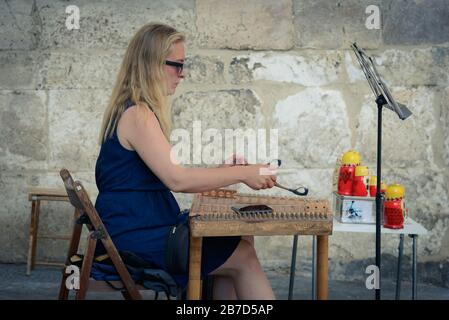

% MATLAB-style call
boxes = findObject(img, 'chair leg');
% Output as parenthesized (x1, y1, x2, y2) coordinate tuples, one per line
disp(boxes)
(75, 233, 97, 300)
(121, 290, 132, 300)
(59, 209, 82, 300)
(66, 209, 82, 257)
(58, 267, 70, 300)
(26, 200, 40, 275)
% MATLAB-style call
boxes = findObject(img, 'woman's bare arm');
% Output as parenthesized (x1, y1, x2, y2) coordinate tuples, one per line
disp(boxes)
(117, 106, 275, 193)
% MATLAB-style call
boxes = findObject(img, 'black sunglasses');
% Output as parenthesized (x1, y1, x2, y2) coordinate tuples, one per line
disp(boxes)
(165, 60, 184, 74)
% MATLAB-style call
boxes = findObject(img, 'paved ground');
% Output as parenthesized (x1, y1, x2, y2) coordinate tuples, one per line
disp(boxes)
(1, 263, 448, 300)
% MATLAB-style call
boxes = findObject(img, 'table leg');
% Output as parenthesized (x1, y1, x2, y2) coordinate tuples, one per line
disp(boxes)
(187, 236, 203, 300)
(410, 234, 418, 300)
(312, 235, 317, 300)
(288, 235, 299, 300)
(316, 235, 329, 300)
(395, 234, 404, 300)
(27, 201, 37, 275)
(31, 200, 40, 270)
(26, 200, 40, 275)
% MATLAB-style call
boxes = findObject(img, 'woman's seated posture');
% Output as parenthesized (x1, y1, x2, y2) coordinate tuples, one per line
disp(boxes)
(95, 23, 277, 300)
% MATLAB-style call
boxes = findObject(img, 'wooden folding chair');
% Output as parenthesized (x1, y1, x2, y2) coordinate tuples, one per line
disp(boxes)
(58, 168, 150, 300)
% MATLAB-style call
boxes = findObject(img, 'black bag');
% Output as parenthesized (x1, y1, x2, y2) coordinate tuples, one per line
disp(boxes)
(165, 209, 190, 275)
(83, 251, 180, 299)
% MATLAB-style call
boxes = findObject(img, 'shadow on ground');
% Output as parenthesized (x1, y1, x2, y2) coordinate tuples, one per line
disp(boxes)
(1, 264, 448, 300)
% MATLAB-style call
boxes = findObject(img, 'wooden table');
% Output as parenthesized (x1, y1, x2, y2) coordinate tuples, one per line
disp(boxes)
(27, 187, 72, 275)
(186, 191, 333, 300)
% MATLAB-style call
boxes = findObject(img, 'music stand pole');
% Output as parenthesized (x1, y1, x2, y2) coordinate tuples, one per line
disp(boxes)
(375, 94, 386, 300)
(351, 42, 412, 300)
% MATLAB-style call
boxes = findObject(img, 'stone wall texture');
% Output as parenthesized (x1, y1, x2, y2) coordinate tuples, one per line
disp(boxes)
(1, 0, 448, 289)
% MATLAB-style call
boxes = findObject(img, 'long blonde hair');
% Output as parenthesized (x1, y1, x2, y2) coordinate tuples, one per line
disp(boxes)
(99, 23, 185, 143)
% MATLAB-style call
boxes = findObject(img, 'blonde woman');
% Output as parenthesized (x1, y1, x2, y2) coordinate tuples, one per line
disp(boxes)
(95, 23, 276, 300)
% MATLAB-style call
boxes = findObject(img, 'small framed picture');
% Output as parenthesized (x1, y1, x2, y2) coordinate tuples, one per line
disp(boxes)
(341, 199, 375, 223)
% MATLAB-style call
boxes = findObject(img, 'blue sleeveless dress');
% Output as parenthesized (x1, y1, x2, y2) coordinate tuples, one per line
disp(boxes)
(94, 100, 241, 287)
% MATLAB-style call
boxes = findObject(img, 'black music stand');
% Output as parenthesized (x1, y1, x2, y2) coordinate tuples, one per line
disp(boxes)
(351, 43, 412, 300)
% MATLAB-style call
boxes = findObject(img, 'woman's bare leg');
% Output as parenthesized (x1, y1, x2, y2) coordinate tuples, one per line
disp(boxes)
(210, 239, 275, 300)
(242, 235, 254, 246)
(212, 236, 254, 300)
(212, 275, 237, 300)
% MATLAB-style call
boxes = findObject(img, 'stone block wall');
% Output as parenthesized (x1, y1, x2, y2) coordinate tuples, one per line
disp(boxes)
(1, 0, 448, 288)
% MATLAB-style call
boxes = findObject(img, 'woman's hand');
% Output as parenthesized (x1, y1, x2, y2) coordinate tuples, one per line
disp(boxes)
(241, 164, 277, 190)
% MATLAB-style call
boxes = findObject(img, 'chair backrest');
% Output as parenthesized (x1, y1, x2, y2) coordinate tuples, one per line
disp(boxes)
(60, 168, 85, 210)
(59, 168, 142, 300)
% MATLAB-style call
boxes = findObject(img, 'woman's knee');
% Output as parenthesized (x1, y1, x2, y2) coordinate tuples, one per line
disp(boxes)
(230, 239, 260, 272)
(211, 239, 260, 277)
(242, 235, 254, 246)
